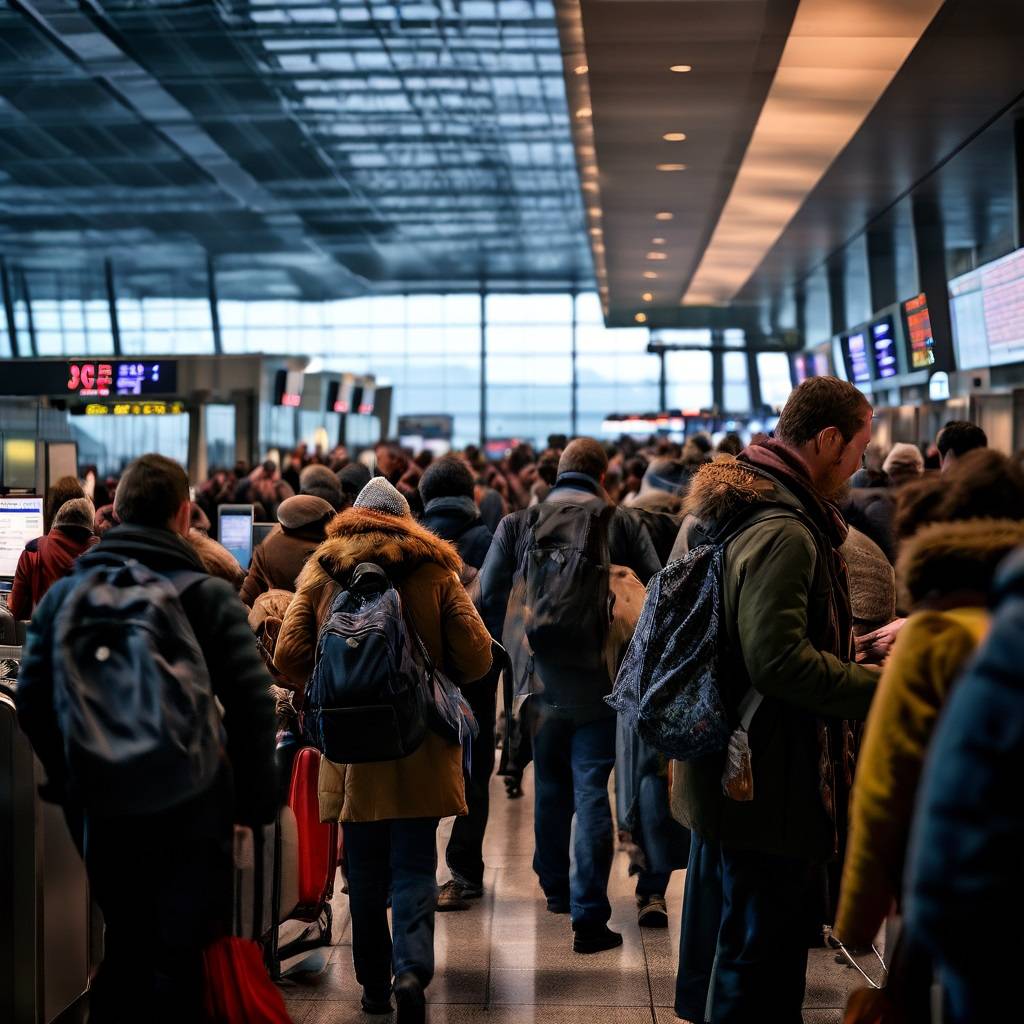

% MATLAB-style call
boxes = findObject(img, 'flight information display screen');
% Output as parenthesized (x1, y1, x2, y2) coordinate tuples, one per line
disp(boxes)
(2, 360, 177, 397)
(949, 246, 1024, 369)
(870, 317, 898, 379)
(842, 331, 873, 385)
(902, 293, 935, 369)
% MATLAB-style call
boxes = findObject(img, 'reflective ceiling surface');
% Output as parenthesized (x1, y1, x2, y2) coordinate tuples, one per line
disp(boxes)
(0, 0, 592, 300)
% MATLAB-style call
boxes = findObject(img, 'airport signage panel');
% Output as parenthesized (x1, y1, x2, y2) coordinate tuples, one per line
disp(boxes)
(950, 245, 1024, 370)
(1, 360, 177, 397)
(902, 293, 935, 370)
(870, 316, 899, 379)
(841, 330, 874, 385)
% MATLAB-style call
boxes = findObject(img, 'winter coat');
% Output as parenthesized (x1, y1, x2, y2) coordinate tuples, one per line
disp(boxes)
(241, 523, 325, 607)
(15, 525, 278, 826)
(188, 529, 245, 591)
(273, 508, 493, 823)
(834, 519, 1024, 946)
(9, 525, 96, 619)
(668, 458, 877, 860)
(904, 546, 1024, 1024)
(420, 496, 494, 570)
(477, 473, 662, 717)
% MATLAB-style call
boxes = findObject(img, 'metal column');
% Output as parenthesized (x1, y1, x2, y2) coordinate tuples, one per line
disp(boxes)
(1, 259, 18, 357)
(570, 289, 578, 436)
(479, 287, 487, 448)
(104, 258, 122, 356)
(207, 252, 223, 356)
(17, 270, 37, 357)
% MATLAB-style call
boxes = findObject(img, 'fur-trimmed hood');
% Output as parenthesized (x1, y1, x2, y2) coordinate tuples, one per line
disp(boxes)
(898, 518, 1024, 609)
(683, 456, 779, 525)
(296, 506, 463, 592)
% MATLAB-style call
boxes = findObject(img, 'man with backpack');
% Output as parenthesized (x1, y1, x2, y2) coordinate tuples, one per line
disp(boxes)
(418, 455, 498, 912)
(478, 438, 660, 953)
(16, 453, 277, 1023)
(668, 378, 879, 1023)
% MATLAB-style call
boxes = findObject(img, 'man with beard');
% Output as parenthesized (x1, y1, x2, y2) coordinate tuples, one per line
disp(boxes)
(670, 377, 879, 1023)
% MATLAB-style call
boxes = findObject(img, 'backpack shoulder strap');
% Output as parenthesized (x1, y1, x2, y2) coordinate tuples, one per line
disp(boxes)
(165, 569, 209, 597)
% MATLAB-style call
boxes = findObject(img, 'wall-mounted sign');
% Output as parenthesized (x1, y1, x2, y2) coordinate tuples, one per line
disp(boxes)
(1, 360, 178, 397)
(73, 401, 186, 416)
(928, 371, 951, 401)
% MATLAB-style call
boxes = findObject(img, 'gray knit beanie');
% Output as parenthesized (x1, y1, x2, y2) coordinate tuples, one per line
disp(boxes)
(53, 497, 96, 531)
(354, 477, 411, 518)
(842, 526, 896, 626)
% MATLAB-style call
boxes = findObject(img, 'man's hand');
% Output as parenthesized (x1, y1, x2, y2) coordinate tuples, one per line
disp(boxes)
(855, 618, 906, 665)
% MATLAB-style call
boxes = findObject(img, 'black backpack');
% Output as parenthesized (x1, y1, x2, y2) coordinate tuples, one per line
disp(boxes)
(523, 501, 614, 683)
(304, 562, 430, 764)
(52, 559, 223, 816)
(607, 508, 797, 761)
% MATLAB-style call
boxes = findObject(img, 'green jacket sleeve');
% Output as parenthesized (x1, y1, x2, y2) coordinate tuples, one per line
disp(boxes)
(733, 520, 877, 720)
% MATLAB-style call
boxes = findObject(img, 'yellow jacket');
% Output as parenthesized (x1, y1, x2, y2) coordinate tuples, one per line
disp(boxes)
(834, 518, 1024, 945)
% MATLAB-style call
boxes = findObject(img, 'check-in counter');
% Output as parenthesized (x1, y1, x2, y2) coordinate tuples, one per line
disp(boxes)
(1, 653, 100, 1024)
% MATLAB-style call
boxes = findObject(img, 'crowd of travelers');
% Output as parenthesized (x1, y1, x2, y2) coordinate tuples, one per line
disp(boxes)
(7, 377, 1021, 1024)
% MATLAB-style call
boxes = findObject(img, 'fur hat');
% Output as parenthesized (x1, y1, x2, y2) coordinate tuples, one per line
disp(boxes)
(53, 497, 95, 531)
(354, 477, 411, 518)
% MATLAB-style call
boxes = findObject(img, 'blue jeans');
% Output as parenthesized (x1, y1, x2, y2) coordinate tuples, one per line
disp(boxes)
(635, 772, 690, 898)
(342, 817, 440, 992)
(531, 707, 616, 926)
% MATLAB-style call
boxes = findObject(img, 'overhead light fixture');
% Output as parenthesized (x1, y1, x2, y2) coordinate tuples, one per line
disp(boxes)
(582, 181, 599, 192)
(670, 65, 692, 73)
(642, 292, 654, 302)
(643, 271, 658, 279)
(656, 163, 687, 172)
(574, 64, 589, 75)
(663, 132, 687, 142)
(587, 206, 601, 216)
(635, 312, 648, 324)
(652, 237, 666, 245)
(655, 211, 674, 221)
(575, 107, 592, 119)
(589, 227, 602, 236)
(646, 252, 668, 261)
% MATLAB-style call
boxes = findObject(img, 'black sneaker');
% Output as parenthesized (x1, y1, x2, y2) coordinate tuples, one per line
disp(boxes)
(572, 924, 623, 954)
(436, 880, 471, 912)
(394, 972, 425, 1024)
(637, 894, 669, 929)
(360, 989, 393, 1015)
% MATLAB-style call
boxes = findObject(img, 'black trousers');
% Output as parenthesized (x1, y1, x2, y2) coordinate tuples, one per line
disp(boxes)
(710, 844, 821, 1024)
(445, 675, 497, 889)
(84, 771, 235, 1023)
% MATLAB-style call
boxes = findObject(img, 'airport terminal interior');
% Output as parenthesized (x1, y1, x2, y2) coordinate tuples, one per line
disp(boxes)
(3, 1, 1024, 1022)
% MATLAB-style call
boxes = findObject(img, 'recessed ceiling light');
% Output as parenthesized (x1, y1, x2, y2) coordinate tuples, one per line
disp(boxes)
(652, 237, 666, 245)
(663, 132, 687, 142)
(589, 227, 602, 236)
(642, 292, 654, 302)
(582, 181, 599, 192)
(576, 107, 592, 119)
(656, 163, 687, 172)
(587, 206, 600, 216)
(643, 271, 658, 279)
(574, 65, 589, 75)
(670, 65, 692, 73)
(593, 244, 606, 254)
(655, 211, 674, 221)
(635, 312, 648, 324)
(646, 251, 668, 261)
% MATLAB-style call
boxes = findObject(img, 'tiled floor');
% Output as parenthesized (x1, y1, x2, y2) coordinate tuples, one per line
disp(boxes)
(278, 768, 868, 1024)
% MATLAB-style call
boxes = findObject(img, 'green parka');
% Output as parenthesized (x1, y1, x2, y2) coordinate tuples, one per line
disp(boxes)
(669, 458, 878, 860)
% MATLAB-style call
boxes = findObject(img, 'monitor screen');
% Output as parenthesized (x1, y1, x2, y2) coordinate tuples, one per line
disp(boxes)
(218, 506, 254, 571)
(3, 437, 37, 490)
(949, 246, 1024, 370)
(843, 331, 873, 385)
(0, 496, 43, 579)
(791, 352, 812, 385)
(870, 317, 898, 379)
(901, 293, 935, 370)
(252, 523, 276, 549)
(357, 379, 376, 415)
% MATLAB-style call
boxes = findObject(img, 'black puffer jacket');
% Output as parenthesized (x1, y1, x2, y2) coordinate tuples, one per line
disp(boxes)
(420, 495, 494, 570)
(16, 525, 277, 826)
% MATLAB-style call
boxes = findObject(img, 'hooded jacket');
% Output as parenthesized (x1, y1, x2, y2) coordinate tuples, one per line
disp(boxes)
(420, 495, 494, 570)
(834, 518, 1024, 946)
(241, 521, 327, 607)
(273, 507, 493, 823)
(9, 525, 96, 620)
(15, 525, 278, 826)
(905, 547, 1024, 1022)
(668, 457, 877, 860)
